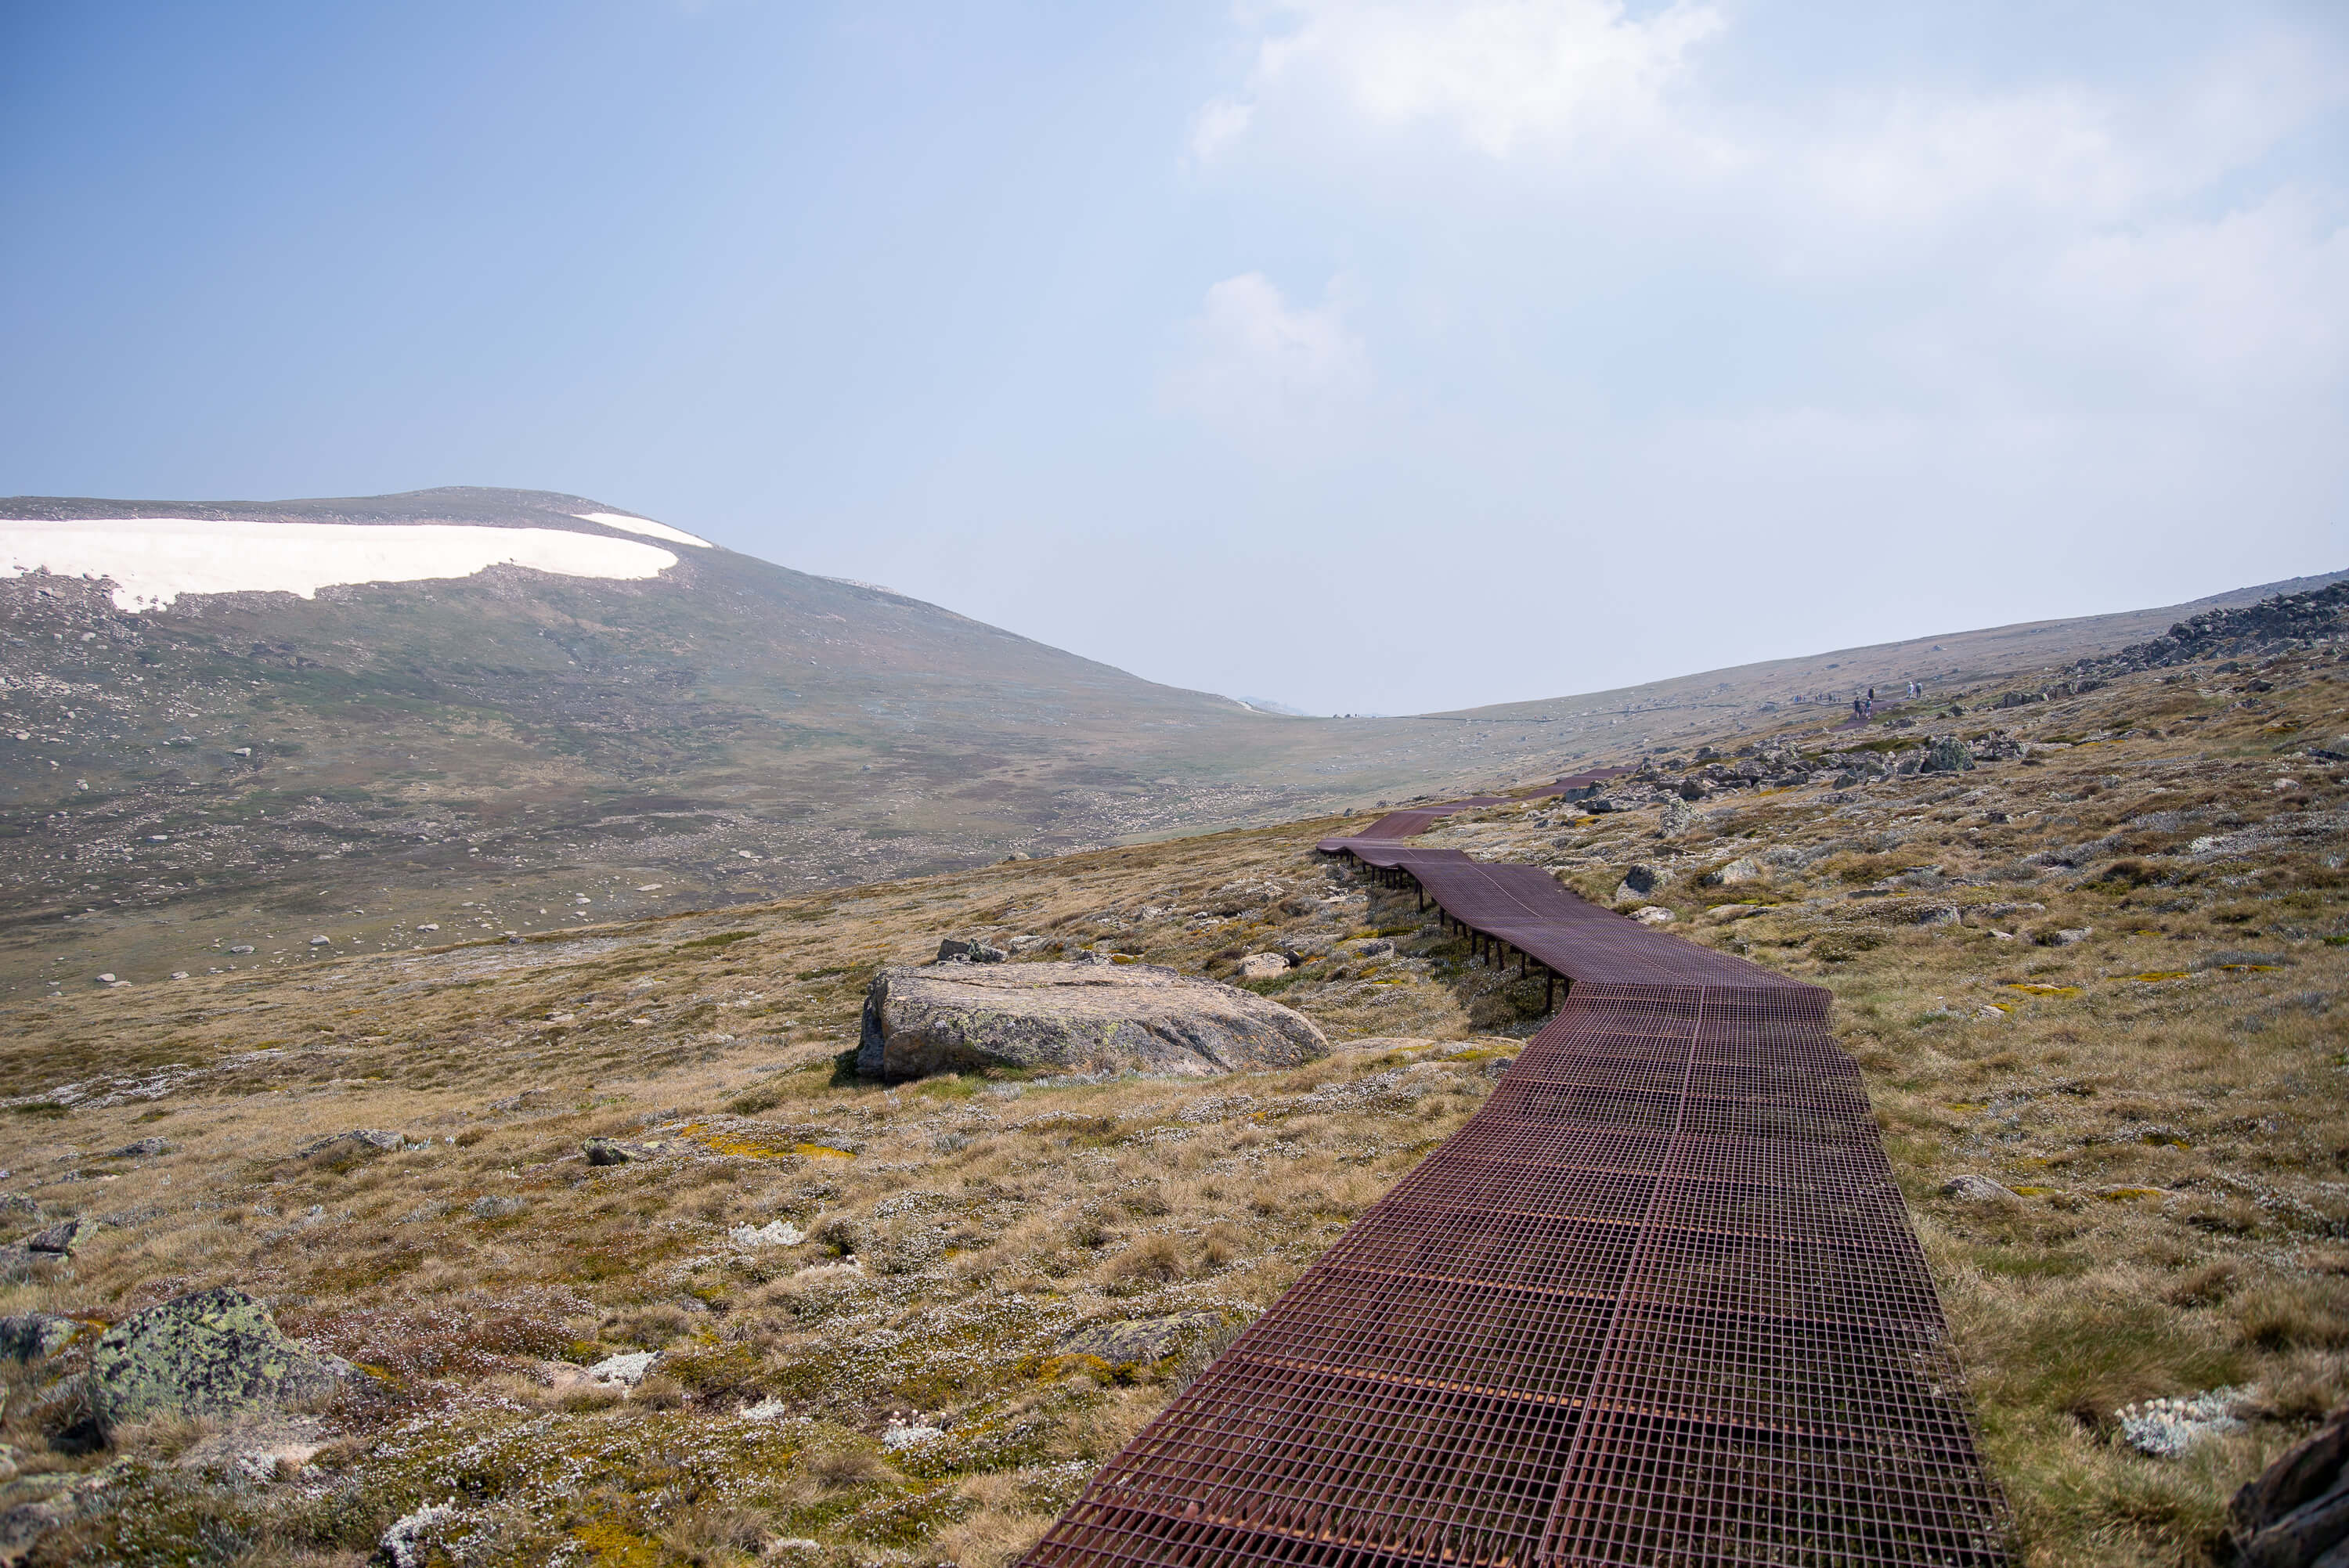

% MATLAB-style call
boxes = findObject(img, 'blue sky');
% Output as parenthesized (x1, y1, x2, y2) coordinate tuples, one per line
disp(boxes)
(4, 1, 2344, 714)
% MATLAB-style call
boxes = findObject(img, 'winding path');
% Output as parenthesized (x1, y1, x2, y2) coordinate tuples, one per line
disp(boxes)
(1019, 782, 2009, 1568)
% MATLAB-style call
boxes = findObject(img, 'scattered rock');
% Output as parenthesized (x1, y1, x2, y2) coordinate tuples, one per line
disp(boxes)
(295, 1129, 404, 1160)
(1941, 1175, 2022, 1205)
(1349, 937, 1395, 958)
(87, 1286, 352, 1429)
(25, 1221, 76, 1256)
(1921, 735, 1976, 773)
(1614, 864, 1669, 903)
(857, 961, 1329, 1082)
(2231, 1400, 2349, 1566)
(1055, 1311, 1224, 1368)
(0, 1314, 82, 1362)
(108, 1137, 171, 1159)
(1237, 953, 1290, 980)
(936, 938, 1008, 964)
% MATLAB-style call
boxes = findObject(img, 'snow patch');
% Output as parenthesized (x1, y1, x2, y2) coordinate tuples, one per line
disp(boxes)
(572, 510, 711, 548)
(0, 519, 679, 611)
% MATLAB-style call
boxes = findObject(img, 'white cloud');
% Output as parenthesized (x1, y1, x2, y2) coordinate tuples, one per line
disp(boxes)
(1167, 272, 1370, 441)
(1200, 0, 1724, 160)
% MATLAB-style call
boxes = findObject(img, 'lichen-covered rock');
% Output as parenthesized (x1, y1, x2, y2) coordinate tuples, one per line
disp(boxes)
(857, 961, 1328, 1082)
(87, 1287, 351, 1429)
(0, 1314, 83, 1361)
(1055, 1312, 1225, 1368)
(1921, 734, 1976, 773)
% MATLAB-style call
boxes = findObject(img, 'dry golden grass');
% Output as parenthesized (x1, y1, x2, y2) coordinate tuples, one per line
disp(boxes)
(0, 645, 2341, 1566)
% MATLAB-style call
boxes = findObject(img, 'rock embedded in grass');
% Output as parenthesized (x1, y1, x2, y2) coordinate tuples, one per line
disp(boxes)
(857, 961, 1329, 1082)
(88, 1287, 352, 1429)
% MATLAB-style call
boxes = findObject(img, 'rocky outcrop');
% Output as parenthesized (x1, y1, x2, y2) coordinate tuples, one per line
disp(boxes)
(87, 1287, 352, 1429)
(857, 961, 1329, 1082)
(2231, 1402, 2349, 1567)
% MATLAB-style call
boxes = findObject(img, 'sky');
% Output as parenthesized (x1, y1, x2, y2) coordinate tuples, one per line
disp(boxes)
(3, 1, 2345, 716)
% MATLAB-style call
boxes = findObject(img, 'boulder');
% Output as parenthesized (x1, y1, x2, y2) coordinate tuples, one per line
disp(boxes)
(857, 961, 1329, 1082)
(936, 938, 1008, 964)
(1237, 953, 1290, 980)
(1630, 907, 1676, 925)
(87, 1287, 352, 1429)
(296, 1129, 405, 1161)
(2231, 1402, 2349, 1568)
(1921, 735, 1975, 773)
(1703, 858, 1763, 887)
(582, 1137, 649, 1166)
(1614, 864, 1669, 902)
(0, 1314, 82, 1362)
(1941, 1175, 2022, 1205)
(26, 1221, 77, 1256)
(1055, 1311, 1225, 1368)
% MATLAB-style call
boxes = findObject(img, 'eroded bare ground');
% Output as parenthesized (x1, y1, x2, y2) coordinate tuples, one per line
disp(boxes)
(0, 647, 2344, 1567)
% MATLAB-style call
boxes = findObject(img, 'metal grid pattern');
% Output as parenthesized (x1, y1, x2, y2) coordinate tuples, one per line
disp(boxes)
(1017, 794, 2008, 1568)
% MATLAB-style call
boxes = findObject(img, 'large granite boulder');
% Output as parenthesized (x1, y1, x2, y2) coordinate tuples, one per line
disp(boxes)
(88, 1287, 352, 1429)
(857, 961, 1328, 1082)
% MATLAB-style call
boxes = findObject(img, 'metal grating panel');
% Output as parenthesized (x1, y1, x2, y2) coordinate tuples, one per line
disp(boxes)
(1020, 792, 2008, 1568)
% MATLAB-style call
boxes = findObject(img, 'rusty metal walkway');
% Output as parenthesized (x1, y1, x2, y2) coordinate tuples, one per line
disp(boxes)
(1019, 785, 2009, 1568)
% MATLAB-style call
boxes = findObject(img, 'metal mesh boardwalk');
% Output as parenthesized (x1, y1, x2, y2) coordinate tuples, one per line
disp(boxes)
(1019, 791, 2008, 1568)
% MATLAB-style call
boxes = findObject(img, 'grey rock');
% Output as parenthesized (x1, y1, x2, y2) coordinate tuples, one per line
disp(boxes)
(1942, 1175, 2022, 1204)
(1350, 937, 1395, 958)
(582, 1137, 648, 1166)
(25, 1221, 77, 1256)
(936, 938, 1008, 964)
(857, 961, 1329, 1082)
(1921, 734, 1976, 773)
(88, 1287, 352, 1429)
(1237, 953, 1290, 980)
(296, 1129, 404, 1161)
(1056, 1311, 1225, 1368)
(1702, 857, 1763, 887)
(1614, 864, 1669, 903)
(2231, 1400, 2349, 1568)
(0, 1314, 83, 1361)
(2051, 928, 2092, 946)
(1068, 948, 1113, 966)
(108, 1137, 171, 1159)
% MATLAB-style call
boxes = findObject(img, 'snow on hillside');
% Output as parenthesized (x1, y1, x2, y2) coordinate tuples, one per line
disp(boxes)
(0, 518, 680, 611)
(573, 511, 711, 548)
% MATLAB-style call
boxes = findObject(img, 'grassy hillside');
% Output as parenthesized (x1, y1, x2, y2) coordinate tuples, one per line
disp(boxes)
(0, 628, 2340, 1566)
(2, 486, 2336, 997)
